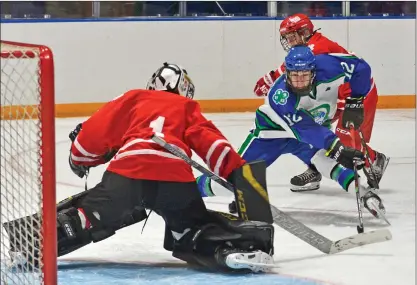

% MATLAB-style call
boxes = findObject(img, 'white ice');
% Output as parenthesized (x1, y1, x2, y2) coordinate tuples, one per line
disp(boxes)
(55, 109, 415, 285)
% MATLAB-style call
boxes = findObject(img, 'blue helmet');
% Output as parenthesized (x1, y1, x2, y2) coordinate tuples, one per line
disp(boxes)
(285, 45, 316, 71)
(284, 45, 316, 96)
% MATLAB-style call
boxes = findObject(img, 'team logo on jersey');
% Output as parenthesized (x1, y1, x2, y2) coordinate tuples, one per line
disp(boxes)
(272, 89, 289, 105)
(309, 104, 330, 125)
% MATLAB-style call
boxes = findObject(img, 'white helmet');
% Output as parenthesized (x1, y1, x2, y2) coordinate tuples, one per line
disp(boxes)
(146, 62, 195, 99)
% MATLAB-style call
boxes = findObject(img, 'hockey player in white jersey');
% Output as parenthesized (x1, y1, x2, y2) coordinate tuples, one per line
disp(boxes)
(197, 46, 387, 221)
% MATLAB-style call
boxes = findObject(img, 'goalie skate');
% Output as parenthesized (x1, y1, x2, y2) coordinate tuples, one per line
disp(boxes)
(290, 166, 322, 192)
(216, 247, 274, 273)
(361, 188, 390, 225)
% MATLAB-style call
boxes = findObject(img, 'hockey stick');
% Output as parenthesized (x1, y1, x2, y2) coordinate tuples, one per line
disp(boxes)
(151, 135, 392, 254)
(349, 125, 365, 234)
(357, 128, 380, 189)
(350, 126, 390, 226)
(353, 159, 365, 234)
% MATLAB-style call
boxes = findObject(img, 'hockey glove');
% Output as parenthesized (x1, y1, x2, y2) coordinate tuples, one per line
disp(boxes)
(69, 123, 83, 142)
(326, 139, 365, 170)
(253, 70, 278, 97)
(69, 154, 89, 178)
(342, 97, 364, 130)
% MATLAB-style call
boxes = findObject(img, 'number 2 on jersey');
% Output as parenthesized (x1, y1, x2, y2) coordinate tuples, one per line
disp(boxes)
(150, 116, 165, 137)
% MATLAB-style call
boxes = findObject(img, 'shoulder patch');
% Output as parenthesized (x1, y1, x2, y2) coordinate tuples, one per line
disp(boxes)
(272, 89, 290, 105)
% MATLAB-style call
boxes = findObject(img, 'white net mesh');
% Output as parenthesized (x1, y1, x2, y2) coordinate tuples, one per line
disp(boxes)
(1, 42, 45, 285)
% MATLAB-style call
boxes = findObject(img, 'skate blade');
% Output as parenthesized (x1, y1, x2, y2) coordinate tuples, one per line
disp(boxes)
(233, 259, 277, 272)
(368, 200, 391, 226)
(290, 182, 320, 192)
(226, 252, 275, 273)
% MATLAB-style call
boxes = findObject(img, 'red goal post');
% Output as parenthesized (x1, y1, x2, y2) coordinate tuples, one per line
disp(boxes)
(1, 40, 57, 284)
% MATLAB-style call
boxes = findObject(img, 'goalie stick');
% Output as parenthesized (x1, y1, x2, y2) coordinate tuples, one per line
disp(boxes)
(151, 135, 392, 254)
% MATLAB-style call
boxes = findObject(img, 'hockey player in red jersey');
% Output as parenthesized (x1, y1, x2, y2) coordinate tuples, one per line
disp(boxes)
(69, 71, 241, 184)
(46, 63, 273, 273)
(253, 13, 389, 191)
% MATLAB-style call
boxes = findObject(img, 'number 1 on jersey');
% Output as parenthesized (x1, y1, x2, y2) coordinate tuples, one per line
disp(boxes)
(150, 116, 165, 137)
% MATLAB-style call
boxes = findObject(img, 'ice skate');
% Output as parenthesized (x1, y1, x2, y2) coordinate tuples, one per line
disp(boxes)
(215, 247, 274, 273)
(290, 165, 322, 192)
(364, 151, 390, 189)
(361, 188, 390, 225)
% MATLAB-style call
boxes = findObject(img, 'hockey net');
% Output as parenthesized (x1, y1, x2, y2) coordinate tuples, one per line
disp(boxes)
(1, 41, 56, 284)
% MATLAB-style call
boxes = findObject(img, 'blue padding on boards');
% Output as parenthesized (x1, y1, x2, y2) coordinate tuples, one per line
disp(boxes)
(57, 261, 325, 285)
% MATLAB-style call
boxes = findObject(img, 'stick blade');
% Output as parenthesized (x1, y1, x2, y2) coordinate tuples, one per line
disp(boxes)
(328, 229, 392, 254)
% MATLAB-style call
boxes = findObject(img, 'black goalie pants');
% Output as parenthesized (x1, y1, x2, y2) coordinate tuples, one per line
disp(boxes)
(80, 170, 210, 237)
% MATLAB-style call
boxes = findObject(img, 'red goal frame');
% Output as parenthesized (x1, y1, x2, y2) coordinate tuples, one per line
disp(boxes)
(1, 40, 57, 285)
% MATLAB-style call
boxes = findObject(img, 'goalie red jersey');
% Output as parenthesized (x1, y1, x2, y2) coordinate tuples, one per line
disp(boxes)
(70, 89, 245, 182)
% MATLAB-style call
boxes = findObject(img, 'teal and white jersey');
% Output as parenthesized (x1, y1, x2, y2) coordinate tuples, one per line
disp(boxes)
(253, 53, 372, 151)
(297, 72, 345, 126)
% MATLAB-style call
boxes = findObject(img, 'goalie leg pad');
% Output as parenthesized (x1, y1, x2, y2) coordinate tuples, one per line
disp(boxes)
(3, 214, 42, 268)
(171, 224, 228, 270)
(170, 212, 275, 271)
(4, 191, 149, 261)
(81, 206, 148, 243)
(207, 210, 275, 256)
(56, 205, 140, 256)
(227, 161, 273, 224)
(57, 207, 94, 257)
(57, 206, 149, 257)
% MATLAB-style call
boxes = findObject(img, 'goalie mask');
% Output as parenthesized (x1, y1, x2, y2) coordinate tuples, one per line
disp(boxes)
(285, 46, 316, 97)
(146, 63, 195, 99)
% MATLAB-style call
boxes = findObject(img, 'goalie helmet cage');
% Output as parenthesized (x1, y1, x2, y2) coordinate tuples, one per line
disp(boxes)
(1, 40, 57, 284)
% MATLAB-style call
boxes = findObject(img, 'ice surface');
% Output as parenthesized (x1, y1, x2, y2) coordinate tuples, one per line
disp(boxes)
(16, 110, 416, 285)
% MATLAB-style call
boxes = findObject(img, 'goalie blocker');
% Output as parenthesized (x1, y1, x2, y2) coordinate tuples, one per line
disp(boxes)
(3, 161, 275, 273)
